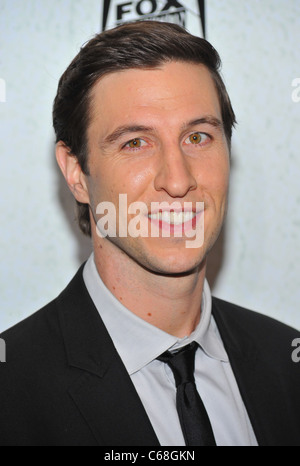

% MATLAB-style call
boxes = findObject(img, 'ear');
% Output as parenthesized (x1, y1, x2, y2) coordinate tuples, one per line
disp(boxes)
(55, 141, 90, 204)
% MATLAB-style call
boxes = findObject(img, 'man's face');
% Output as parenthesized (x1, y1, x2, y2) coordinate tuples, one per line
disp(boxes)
(84, 61, 230, 275)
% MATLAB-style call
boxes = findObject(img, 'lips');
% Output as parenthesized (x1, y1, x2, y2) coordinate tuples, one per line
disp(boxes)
(148, 210, 197, 225)
(147, 205, 204, 236)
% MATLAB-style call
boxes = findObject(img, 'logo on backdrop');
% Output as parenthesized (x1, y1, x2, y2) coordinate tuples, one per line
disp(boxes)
(101, 0, 205, 38)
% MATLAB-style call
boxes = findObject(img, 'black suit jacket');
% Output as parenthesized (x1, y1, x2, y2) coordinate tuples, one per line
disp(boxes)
(0, 265, 299, 446)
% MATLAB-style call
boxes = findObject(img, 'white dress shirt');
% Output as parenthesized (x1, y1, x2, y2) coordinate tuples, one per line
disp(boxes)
(83, 254, 257, 446)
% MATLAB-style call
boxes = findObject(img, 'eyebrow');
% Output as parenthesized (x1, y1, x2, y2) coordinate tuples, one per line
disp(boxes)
(100, 115, 223, 148)
(183, 116, 223, 131)
(100, 125, 155, 148)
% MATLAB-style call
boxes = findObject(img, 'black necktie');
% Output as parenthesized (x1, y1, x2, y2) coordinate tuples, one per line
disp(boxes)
(157, 342, 217, 446)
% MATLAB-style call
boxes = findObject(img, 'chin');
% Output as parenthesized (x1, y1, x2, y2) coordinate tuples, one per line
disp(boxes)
(141, 246, 207, 276)
(103, 235, 207, 276)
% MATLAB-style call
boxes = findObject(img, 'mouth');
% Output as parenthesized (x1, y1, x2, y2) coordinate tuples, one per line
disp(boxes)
(149, 210, 197, 225)
(148, 207, 204, 235)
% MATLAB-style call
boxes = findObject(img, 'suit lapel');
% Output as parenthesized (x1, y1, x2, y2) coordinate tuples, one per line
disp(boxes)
(56, 266, 159, 446)
(68, 360, 160, 446)
(212, 297, 294, 446)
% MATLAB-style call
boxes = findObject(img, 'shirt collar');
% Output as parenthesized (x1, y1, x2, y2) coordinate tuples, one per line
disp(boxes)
(83, 254, 228, 375)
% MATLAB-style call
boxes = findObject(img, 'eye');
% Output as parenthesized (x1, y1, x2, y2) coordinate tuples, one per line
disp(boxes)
(184, 132, 209, 145)
(124, 138, 147, 149)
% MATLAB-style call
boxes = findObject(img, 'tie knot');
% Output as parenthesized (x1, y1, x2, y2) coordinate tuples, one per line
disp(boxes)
(157, 342, 198, 387)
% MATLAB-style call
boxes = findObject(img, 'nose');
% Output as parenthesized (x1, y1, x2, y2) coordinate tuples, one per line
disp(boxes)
(153, 143, 197, 198)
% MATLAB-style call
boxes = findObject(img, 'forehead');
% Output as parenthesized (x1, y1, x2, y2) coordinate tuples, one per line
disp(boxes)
(88, 61, 221, 130)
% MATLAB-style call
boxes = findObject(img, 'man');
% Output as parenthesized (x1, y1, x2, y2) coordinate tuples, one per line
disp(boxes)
(0, 21, 299, 446)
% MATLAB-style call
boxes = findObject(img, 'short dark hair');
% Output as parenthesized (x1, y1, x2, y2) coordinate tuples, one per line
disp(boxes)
(53, 21, 236, 236)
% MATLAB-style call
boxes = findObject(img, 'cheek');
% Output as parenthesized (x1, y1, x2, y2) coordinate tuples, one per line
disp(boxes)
(215, 165, 230, 197)
(115, 161, 155, 200)
(128, 169, 152, 191)
(88, 159, 154, 206)
(198, 156, 230, 199)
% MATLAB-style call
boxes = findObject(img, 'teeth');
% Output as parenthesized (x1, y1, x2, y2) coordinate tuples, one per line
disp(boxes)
(149, 211, 196, 225)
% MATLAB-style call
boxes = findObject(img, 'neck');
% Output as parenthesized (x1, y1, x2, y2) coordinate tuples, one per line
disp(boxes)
(93, 240, 206, 338)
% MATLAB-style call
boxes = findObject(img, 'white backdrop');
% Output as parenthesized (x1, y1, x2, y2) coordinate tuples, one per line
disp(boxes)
(0, 0, 299, 332)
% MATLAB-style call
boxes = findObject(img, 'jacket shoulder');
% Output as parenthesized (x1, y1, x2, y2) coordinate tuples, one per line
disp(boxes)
(0, 264, 86, 354)
(212, 297, 300, 446)
(0, 298, 61, 361)
(212, 296, 299, 335)
(212, 296, 300, 369)
(0, 265, 97, 445)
